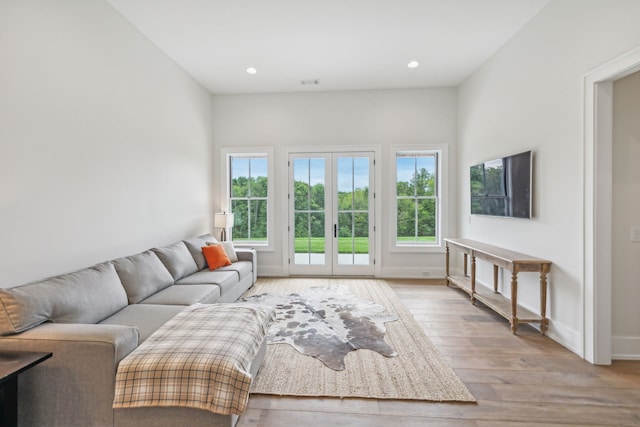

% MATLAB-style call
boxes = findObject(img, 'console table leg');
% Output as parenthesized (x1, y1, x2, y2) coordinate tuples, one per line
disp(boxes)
(540, 266, 549, 335)
(510, 271, 518, 334)
(493, 265, 499, 292)
(445, 244, 450, 287)
(463, 253, 468, 277)
(470, 254, 477, 305)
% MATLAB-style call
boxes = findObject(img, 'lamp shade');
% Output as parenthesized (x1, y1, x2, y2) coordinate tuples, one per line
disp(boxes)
(214, 212, 234, 228)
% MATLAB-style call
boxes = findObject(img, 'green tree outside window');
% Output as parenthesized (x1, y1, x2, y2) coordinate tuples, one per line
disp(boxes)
(230, 156, 268, 242)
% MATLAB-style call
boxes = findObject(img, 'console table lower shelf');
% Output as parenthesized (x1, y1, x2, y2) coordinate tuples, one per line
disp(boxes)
(445, 238, 551, 335)
(447, 274, 545, 331)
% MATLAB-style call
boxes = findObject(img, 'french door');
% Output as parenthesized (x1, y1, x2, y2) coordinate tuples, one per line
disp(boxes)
(288, 152, 375, 276)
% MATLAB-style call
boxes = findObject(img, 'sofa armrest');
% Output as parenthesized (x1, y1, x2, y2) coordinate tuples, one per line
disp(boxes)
(0, 323, 139, 427)
(5, 323, 140, 361)
(235, 248, 257, 283)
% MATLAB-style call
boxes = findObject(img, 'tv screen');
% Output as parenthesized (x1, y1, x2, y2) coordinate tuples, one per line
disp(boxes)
(470, 150, 532, 218)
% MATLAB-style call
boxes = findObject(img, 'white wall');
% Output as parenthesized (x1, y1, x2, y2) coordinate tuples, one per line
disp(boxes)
(612, 70, 640, 359)
(0, 0, 213, 288)
(458, 0, 640, 354)
(211, 88, 457, 277)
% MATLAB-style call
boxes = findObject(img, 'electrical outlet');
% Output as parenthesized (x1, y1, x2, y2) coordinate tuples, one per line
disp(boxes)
(631, 226, 640, 242)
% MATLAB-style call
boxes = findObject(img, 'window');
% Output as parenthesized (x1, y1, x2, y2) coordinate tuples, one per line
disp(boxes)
(222, 150, 273, 247)
(395, 151, 440, 247)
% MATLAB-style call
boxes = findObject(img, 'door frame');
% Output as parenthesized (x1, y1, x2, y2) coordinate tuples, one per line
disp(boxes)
(583, 46, 640, 364)
(283, 145, 382, 277)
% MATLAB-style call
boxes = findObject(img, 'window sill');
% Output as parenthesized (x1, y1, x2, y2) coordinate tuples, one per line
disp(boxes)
(232, 242, 274, 252)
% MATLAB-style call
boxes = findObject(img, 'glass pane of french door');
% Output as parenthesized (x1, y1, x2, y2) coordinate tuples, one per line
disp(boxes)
(291, 156, 330, 273)
(336, 156, 370, 266)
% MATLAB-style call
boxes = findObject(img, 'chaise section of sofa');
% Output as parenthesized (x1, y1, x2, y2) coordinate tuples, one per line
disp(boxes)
(0, 233, 259, 427)
(114, 339, 268, 427)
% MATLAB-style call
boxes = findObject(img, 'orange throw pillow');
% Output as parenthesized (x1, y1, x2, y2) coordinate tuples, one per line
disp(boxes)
(201, 244, 232, 270)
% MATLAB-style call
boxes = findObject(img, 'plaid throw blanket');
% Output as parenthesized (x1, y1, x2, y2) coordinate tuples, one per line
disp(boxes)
(113, 303, 274, 415)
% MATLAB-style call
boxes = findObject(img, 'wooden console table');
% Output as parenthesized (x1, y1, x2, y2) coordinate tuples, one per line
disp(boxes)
(444, 238, 551, 334)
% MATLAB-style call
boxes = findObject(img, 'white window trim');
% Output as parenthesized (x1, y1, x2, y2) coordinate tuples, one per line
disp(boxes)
(390, 144, 449, 253)
(220, 146, 275, 251)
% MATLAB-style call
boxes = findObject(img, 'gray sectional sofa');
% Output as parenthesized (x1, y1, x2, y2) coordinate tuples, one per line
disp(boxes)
(0, 233, 263, 427)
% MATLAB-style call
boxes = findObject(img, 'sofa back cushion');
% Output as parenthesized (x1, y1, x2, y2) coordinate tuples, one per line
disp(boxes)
(183, 234, 218, 270)
(152, 241, 199, 281)
(113, 251, 175, 304)
(0, 262, 128, 335)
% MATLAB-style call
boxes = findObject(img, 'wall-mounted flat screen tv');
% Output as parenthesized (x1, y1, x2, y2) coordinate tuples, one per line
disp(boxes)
(470, 150, 532, 218)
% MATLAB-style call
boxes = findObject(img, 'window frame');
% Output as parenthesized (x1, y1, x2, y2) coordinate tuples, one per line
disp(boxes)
(391, 145, 448, 253)
(220, 147, 274, 251)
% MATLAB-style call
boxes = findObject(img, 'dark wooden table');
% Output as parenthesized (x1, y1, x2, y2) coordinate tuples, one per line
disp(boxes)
(0, 351, 52, 427)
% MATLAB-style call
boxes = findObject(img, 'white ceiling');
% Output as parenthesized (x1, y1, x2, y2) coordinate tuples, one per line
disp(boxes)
(106, 0, 549, 94)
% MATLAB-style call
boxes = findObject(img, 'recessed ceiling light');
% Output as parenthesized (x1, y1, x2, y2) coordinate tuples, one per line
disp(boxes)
(407, 61, 419, 69)
(246, 67, 257, 74)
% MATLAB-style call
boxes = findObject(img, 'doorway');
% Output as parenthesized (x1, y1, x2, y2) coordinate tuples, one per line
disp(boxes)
(288, 152, 375, 276)
(611, 70, 640, 361)
(584, 46, 640, 364)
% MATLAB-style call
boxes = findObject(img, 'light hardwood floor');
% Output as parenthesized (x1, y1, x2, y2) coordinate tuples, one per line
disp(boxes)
(237, 279, 640, 426)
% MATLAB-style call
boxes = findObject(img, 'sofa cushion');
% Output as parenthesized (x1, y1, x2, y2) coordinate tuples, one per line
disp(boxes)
(0, 262, 128, 335)
(177, 269, 253, 303)
(175, 270, 239, 296)
(220, 241, 238, 262)
(182, 234, 218, 270)
(139, 284, 220, 305)
(152, 241, 199, 281)
(202, 244, 232, 270)
(113, 251, 175, 304)
(100, 304, 185, 343)
(216, 260, 252, 282)
(218, 274, 254, 303)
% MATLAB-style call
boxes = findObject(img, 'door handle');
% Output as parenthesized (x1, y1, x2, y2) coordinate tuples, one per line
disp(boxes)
(334, 224, 337, 238)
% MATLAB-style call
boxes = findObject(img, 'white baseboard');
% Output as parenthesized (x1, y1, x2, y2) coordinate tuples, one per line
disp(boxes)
(379, 267, 446, 279)
(546, 321, 582, 358)
(260, 266, 449, 279)
(256, 266, 287, 277)
(612, 336, 640, 360)
(472, 282, 583, 357)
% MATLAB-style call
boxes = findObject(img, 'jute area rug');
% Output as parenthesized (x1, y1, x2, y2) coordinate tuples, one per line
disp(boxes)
(241, 277, 476, 403)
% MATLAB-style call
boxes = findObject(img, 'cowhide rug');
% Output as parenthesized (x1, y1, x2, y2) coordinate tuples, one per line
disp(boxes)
(240, 285, 398, 371)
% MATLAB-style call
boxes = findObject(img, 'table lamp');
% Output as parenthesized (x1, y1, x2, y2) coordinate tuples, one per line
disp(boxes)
(214, 212, 234, 241)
